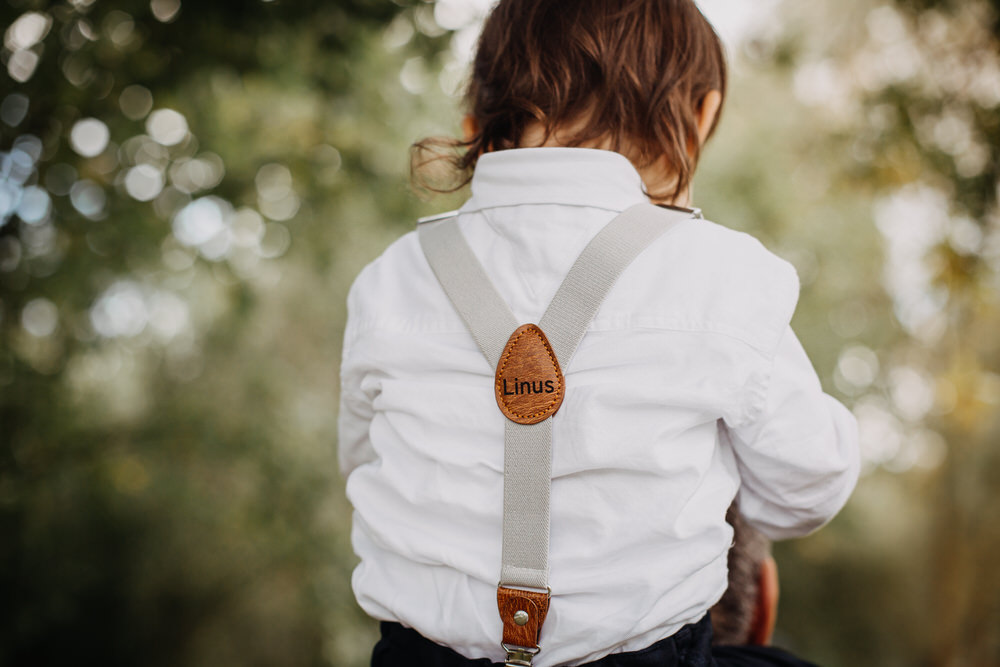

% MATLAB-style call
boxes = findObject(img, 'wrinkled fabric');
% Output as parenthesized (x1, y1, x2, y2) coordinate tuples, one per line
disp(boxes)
(339, 147, 859, 666)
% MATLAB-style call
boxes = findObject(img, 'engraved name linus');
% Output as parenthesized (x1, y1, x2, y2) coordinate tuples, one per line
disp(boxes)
(494, 323, 565, 426)
(502, 378, 557, 396)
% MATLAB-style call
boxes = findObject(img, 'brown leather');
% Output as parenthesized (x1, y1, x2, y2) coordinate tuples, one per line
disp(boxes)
(494, 324, 565, 425)
(497, 586, 551, 649)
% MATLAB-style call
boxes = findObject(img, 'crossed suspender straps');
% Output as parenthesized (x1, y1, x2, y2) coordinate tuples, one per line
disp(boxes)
(418, 202, 696, 666)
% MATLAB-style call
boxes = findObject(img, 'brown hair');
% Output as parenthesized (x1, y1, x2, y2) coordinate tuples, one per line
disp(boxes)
(412, 0, 727, 201)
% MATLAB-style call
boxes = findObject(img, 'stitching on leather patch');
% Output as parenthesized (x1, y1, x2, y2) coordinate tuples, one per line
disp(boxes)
(494, 324, 565, 425)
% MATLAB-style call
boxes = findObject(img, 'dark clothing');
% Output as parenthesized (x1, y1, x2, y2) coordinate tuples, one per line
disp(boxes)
(372, 614, 817, 667)
(712, 645, 818, 667)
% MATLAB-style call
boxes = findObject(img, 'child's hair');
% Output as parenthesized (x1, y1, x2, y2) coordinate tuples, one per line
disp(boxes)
(413, 0, 727, 201)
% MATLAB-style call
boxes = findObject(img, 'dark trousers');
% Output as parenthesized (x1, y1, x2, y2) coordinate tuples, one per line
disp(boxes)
(373, 615, 717, 667)
(371, 614, 818, 667)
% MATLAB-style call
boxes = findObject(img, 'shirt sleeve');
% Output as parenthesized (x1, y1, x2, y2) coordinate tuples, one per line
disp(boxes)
(338, 280, 377, 478)
(721, 326, 861, 540)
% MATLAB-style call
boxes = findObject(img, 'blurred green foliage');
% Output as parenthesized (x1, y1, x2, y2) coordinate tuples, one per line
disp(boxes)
(1, 1, 458, 664)
(697, 1, 1000, 664)
(1, 0, 998, 665)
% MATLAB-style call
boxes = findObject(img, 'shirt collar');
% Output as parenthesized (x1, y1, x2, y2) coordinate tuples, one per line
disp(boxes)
(462, 147, 649, 213)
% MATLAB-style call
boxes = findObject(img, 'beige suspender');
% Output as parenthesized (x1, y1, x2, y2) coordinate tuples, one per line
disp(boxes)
(418, 202, 696, 666)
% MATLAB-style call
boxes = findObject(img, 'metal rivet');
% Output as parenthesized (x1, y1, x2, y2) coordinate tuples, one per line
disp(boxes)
(513, 610, 529, 626)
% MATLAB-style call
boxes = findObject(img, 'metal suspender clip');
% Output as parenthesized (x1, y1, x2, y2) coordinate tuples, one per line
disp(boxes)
(503, 644, 540, 667)
(655, 202, 703, 219)
(502, 635, 541, 667)
(416, 209, 460, 225)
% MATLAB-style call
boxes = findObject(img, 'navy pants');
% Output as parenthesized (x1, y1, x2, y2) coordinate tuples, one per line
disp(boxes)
(372, 614, 816, 666)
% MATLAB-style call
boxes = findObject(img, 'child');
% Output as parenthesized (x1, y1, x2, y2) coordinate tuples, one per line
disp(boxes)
(339, 1, 860, 665)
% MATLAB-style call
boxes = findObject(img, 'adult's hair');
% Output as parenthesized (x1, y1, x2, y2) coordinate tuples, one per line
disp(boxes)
(413, 0, 727, 201)
(710, 503, 772, 646)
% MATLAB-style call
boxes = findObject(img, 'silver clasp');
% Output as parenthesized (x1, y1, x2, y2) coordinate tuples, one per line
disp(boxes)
(503, 643, 539, 667)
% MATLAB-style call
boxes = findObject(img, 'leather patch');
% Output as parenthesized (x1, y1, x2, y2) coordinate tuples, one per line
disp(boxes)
(495, 324, 565, 425)
(497, 586, 550, 649)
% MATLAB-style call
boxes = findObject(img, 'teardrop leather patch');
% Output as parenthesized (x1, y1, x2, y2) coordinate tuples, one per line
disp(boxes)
(495, 324, 565, 425)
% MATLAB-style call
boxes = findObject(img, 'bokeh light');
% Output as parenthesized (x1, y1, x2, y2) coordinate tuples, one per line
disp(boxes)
(124, 164, 165, 201)
(834, 345, 880, 395)
(15, 186, 51, 224)
(3, 11, 52, 82)
(70, 118, 111, 157)
(103, 10, 136, 48)
(90, 281, 147, 338)
(255, 163, 299, 221)
(169, 195, 247, 261)
(151, 0, 182, 23)
(69, 179, 107, 219)
(5, 12, 52, 51)
(6, 49, 40, 83)
(258, 222, 290, 258)
(170, 154, 224, 194)
(231, 207, 265, 247)
(119, 84, 154, 120)
(146, 108, 189, 146)
(21, 297, 58, 337)
(1, 93, 30, 126)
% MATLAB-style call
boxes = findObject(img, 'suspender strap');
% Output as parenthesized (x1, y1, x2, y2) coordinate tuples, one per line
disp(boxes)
(418, 202, 693, 665)
(418, 216, 518, 367)
(539, 204, 695, 368)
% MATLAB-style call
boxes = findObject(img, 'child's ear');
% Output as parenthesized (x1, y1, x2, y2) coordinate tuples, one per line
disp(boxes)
(462, 114, 480, 143)
(695, 90, 723, 146)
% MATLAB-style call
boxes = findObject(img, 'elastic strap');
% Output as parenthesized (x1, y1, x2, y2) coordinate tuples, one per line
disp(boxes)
(419, 216, 518, 368)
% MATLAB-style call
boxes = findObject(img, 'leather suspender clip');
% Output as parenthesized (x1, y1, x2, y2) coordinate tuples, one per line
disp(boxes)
(498, 585, 551, 666)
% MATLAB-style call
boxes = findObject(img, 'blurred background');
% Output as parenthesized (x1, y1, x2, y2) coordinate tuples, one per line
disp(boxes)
(1, 0, 999, 665)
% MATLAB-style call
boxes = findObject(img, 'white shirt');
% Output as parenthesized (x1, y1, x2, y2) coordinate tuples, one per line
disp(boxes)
(339, 147, 859, 666)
